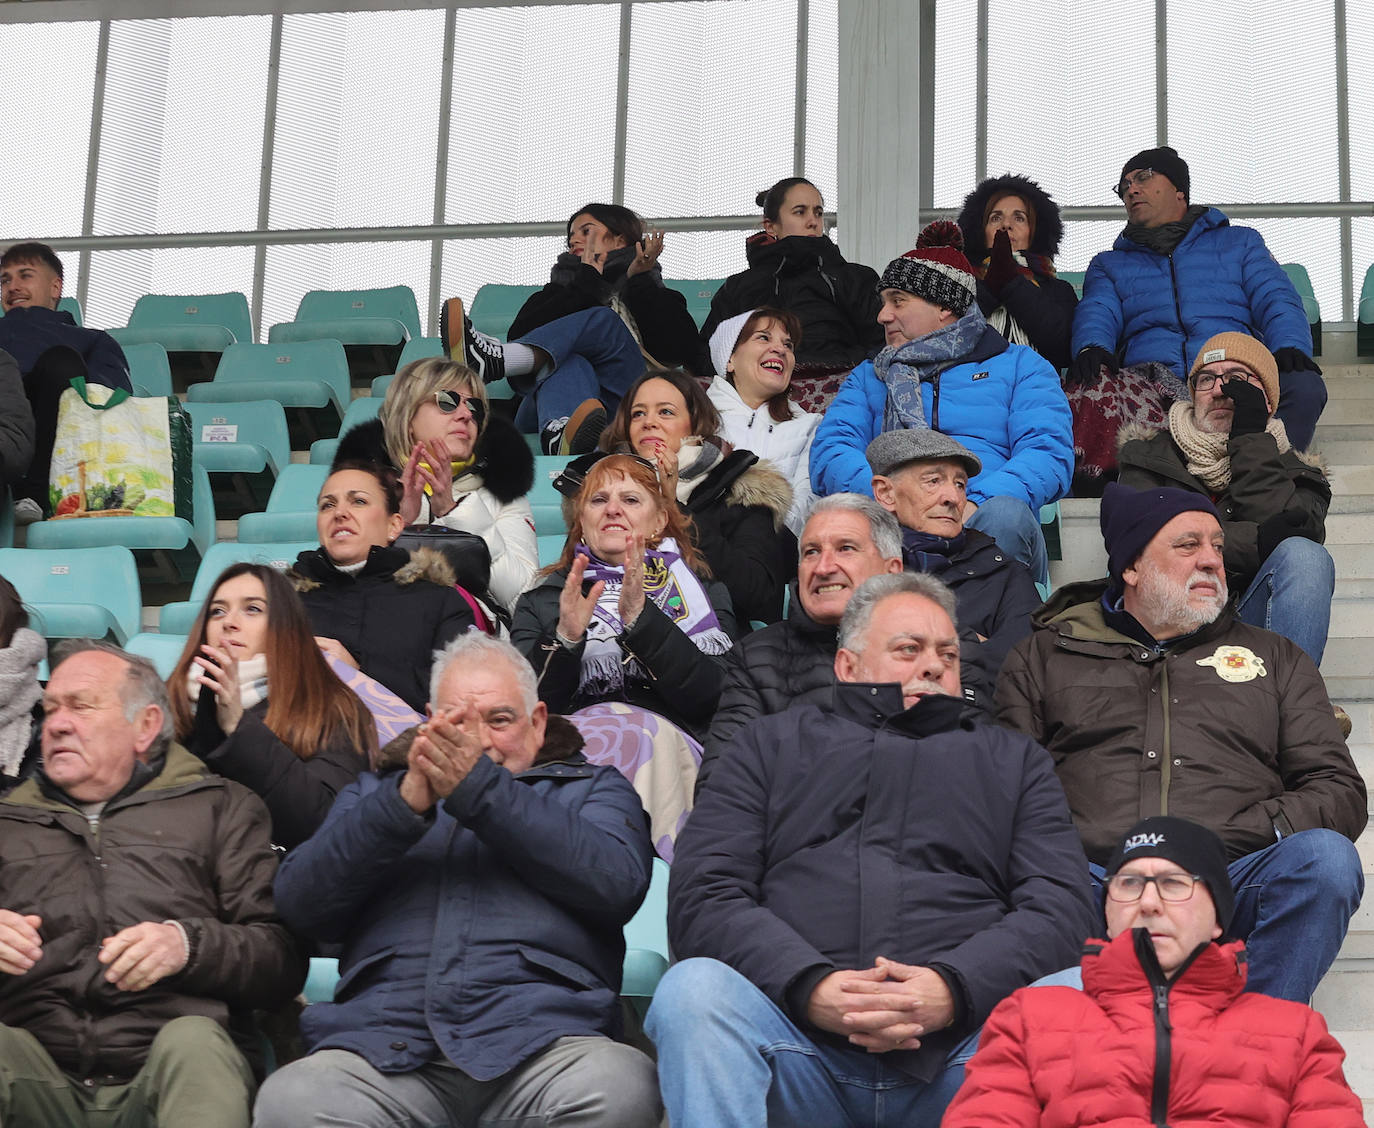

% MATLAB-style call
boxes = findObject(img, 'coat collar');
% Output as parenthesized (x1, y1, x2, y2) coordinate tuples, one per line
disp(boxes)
(826, 681, 974, 737)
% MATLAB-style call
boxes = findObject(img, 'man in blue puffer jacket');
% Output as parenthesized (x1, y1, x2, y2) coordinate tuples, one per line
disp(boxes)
(1070, 146, 1325, 449)
(254, 633, 660, 1128)
(811, 223, 1072, 588)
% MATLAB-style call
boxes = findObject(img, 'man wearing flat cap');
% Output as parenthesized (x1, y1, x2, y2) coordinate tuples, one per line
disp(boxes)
(867, 428, 1041, 691)
(996, 482, 1366, 1003)
(1119, 331, 1334, 668)
(1070, 145, 1325, 449)
(811, 220, 1072, 590)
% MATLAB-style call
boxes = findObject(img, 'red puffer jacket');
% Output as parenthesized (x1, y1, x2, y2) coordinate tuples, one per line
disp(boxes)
(942, 929, 1363, 1127)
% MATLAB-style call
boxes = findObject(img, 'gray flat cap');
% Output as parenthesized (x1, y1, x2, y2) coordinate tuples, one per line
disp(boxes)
(865, 428, 982, 478)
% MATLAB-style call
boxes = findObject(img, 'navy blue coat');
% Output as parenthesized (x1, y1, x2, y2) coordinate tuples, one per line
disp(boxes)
(1071, 208, 1312, 382)
(674, 687, 1094, 1083)
(0, 306, 130, 390)
(274, 748, 653, 1080)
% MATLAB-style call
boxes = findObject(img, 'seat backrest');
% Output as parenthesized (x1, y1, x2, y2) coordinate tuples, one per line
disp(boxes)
(293, 286, 422, 340)
(339, 395, 384, 432)
(623, 857, 670, 959)
(1058, 270, 1085, 298)
(123, 343, 173, 398)
(186, 400, 292, 473)
(127, 292, 254, 343)
(469, 284, 541, 340)
(664, 278, 725, 329)
(396, 336, 445, 369)
(529, 455, 573, 536)
(185, 539, 318, 606)
(0, 545, 141, 644)
(215, 341, 352, 414)
(264, 463, 331, 514)
(1280, 263, 1316, 299)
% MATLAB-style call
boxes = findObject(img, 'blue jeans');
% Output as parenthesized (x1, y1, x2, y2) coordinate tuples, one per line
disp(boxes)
(645, 958, 976, 1128)
(1235, 536, 1334, 665)
(1089, 829, 1362, 1002)
(510, 306, 646, 433)
(1275, 367, 1327, 452)
(965, 495, 1049, 589)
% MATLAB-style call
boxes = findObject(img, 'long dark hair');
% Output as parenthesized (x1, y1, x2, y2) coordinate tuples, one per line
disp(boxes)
(599, 368, 722, 453)
(169, 563, 377, 763)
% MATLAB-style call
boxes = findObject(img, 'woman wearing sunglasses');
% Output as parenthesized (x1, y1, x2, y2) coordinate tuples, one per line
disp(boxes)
(336, 357, 538, 610)
(510, 452, 737, 739)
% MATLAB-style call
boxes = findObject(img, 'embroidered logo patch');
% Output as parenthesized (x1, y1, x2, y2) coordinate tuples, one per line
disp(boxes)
(1196, 645, 1267, 683)
(971, 371, 990, 381)
(1200, 347, 1227, 364)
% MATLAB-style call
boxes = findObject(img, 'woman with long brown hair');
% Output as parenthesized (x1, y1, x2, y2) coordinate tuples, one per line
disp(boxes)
(510, 453, 737, 738)
(169, 562, 377, 849)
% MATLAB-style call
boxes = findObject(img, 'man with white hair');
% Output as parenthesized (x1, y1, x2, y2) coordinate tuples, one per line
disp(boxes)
(255, 634, 660, 1128)
(997, 482, 1367, 1003)
(649, 573, 1094, 1128)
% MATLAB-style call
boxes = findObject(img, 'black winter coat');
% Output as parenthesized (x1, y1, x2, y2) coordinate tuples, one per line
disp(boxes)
(508, 247, 708, 375)
(0, 349, 34, 486)
(700, 234, 884, 373)
(511, 570, 737, 739)
(973, 272, 1079, 371)
(289, 545, 475, 713)
(0, 306, 130, 390)
(675, 687, 1096, 1083)
(187, 697, 368, 851)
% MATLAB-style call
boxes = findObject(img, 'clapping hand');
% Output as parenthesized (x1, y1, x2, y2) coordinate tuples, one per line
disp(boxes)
(400, 439, 455, 524)
(556, 553, 605, 644)
(619, 532, 647, 626)
(627, 229, 665, 277)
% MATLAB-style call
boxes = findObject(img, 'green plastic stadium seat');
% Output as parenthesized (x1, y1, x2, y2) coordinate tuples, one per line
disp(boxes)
(664, 278, 725, 330)
(189, 340, 350, 447)
(1280, 263, 1321, 356)
(124, 632, 190, 679)
(158, 539, 316, 635)
(268, 287, 420, 385)
(529, 456, 573, 537)
(468, 285, 540, 341)
(0, 545, 141, 644)
(124, 343, 174, 398)
(1357, 265, 1374, 357)
(236, 464, 330, 544)
(622, 857, 671, 1015)
(111, 292, 253, 353)
(27, 464, 216, 583)
(309, 396, 384, 465)
(1058, 271, 1085, 298)
(188, 400, 291, 514)
(536, 533, 566, 568)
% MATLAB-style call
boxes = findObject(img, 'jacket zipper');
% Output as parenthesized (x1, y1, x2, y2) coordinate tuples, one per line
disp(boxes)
(1151, 980, 1172, 1126)
(930, 372, 942, 430)
(1168, 255, 1187, 376)
(80, 813, 105, 1083)
(1158, 663, 1171, 815)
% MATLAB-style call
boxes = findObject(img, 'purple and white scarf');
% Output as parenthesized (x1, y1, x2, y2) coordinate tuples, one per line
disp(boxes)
(576, 536, 731, 699)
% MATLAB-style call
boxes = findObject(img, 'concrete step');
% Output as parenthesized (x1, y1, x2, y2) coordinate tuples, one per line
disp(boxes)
(1323, 638, 1374, 680)
(1322, 677, 1374, 705)
(1313, 400, 1374, 423)
(1330, 599, 1374, 637)
(1312, 440, 1374, 467)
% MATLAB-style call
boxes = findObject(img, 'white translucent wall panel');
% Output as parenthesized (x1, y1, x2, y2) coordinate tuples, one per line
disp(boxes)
(931, 1, 977, 209)
(1169, 2, 1338, 203)
(84, 246, 257, 332)
(446, 6, 619, 225)
(1243, 218, 1342, 328)
(1056, 219, 1128, 276)
(94, 17, 269, 236)
(624, 0, 797, 219)
(657, 230, 754, 282)
(0, 22, 99, 240)
(440, 237, 570, 339)
(804, 0, 839, 211)
(1349, 8, 1374, 201)
(986, 0, 1153, 212)
(271, 11, 445, 230)
(262, 242, 432, 335)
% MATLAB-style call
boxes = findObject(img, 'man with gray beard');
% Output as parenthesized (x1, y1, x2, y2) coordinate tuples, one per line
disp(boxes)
(996, 482, 1366, 1003)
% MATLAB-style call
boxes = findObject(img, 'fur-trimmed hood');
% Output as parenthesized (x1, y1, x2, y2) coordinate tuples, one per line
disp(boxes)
(957, 174, 1064, 262)
(1115, 418, 1328, 474)
(333, 414, 535, 505)
(288, 544, 458, 593)
(372, 712, 586, 774)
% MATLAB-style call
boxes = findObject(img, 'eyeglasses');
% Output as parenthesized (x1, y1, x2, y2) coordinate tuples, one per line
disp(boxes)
(1193, 369, 1265, 394)
(1113, 168, 1156, 200)
(1105, 872, 1201, 903)
(432, 390, 486, 427)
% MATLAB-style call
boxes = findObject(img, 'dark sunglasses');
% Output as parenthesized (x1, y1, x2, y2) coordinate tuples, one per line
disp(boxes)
(553, 451, 659, 498)
(432, 390, 486, 430)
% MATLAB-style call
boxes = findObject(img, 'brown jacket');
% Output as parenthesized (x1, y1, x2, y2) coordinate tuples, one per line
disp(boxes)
(0, 742, 304, 1083)
(995, 581, 1366, 865)
(1117, 424, 1330, 587)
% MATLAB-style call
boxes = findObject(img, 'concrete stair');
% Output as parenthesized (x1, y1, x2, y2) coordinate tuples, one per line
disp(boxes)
(1051, 336, 1374, 1102)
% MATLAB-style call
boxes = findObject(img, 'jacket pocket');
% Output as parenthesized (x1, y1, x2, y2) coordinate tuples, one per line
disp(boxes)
(517, 946, 601, 991)
(334, 944, 400, 999)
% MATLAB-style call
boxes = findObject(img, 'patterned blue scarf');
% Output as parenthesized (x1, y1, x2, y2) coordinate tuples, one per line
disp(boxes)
(876, 304, 990, 431)
(900, 528, 966, 575)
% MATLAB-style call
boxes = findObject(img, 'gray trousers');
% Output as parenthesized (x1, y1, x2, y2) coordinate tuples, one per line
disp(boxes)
(252, 1036, 660, 1128)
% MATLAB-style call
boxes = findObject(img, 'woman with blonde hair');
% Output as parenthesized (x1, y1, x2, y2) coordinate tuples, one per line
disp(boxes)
(511, 453, 737, 738)
(169, 562, 377, 849)
(336, 355, 538, 609)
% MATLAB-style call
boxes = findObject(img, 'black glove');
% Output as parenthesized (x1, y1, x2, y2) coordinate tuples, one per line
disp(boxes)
(1067, 346, 1116, 390)
(1221, 379, 1269, 437)
(1256, 509, 1321, 560)
(982, 228, 1018, 295)
(1273, 347, 1321, 376)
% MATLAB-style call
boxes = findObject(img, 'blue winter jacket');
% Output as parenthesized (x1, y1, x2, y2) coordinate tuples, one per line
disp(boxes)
(274, 747, 653, 1080)
(810, 337, 1072, 510)
(1070, 207, 1312, 382)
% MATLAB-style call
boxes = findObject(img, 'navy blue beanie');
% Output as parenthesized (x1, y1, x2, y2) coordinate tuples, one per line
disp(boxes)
(1100, 482, 1221, 592)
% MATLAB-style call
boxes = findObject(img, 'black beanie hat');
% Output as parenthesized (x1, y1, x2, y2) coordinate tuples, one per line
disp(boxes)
(1100, 482, 1220, 592)
(1105, 816, 1234, 931)
(1121, 145, 1190, 202)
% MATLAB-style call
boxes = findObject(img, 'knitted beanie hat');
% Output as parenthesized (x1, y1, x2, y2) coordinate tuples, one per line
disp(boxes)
(877, 220, 979, 316)
(1099, 481, 1221, 589)
(1187, 332, 1280, 415)
(1121, 145, 1190, 202)
(1105, 816, 1235, 931)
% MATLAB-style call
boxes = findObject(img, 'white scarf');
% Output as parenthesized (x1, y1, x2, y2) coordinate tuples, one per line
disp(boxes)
(1167, 400, 1290, 492)
(0, 628, 44, 776)
(186, 653, 270, 714)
